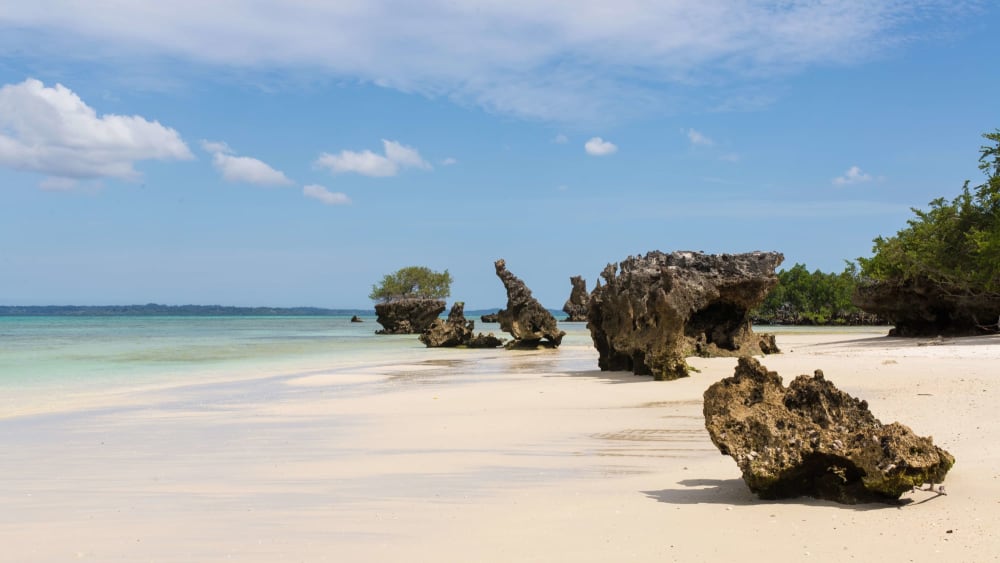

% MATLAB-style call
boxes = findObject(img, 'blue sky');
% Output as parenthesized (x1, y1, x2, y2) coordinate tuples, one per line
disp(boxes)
(1, 1, 998, 309)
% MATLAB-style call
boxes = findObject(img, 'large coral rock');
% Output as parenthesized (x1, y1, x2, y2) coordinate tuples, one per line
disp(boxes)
(562, 276, 590, 321)
(587, 250, 782, 380)
(854, 279, 1000, 336)
(374, 298, 446, 335)
(419, 302, 505, 348)
(703, 357, 955, 504)
(494, 259, 565, 348)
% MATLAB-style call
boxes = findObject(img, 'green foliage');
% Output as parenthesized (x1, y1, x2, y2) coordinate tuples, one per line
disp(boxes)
(756, 263, 863, 324)
(369, 266, 452, 302)
(858, 130, 1000, 294)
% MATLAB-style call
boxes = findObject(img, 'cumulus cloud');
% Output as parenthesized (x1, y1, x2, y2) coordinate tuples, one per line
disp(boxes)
(686, 128, 714, 146)
(441, 157, 458, 166)
(0, 78, 192, 183)
(833, 165, 873, 186)
(316, 139, 431, 177)
(584, 137, 617, 156)
(0, 2, 974, 122)
(201, 140, 293, 186)
(303, 184, 350, 205)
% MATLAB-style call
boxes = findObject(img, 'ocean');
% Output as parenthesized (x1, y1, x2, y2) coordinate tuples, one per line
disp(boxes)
(0, 315, 597, 417)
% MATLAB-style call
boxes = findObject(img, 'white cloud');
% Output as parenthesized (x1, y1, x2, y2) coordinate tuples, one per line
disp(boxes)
(303, 184, 350, 205)
(0, 3, 974, 122)
(686, 128, 714, 146)
(201, 140, 293, 186)
(584, 137, 617, 156)
(833, 165, 873, 186)
(441, 157, 458, 166)
(200, 140, 232, 154)
(212, 153, 293, 186)
(553, 134, 569, 144)
(316, 139, 430, 177)
(0, 78, 192, 181)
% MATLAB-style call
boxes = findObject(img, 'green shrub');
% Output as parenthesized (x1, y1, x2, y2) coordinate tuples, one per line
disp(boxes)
(369, 266, 452, 302)
(857, 130, 1000, 294)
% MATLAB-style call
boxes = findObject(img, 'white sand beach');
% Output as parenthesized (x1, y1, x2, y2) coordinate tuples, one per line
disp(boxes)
(3, 329, 999, 562)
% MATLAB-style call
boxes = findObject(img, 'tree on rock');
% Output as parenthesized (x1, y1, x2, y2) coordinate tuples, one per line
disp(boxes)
(854, 129, 1000, 335)
(369, 266, 452, 302)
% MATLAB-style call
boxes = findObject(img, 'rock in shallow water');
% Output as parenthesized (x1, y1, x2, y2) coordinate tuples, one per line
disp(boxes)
(703, 357, 955, 504)
(375, 298, 446, 335)
(419, 302, 505, 348)
(494, 259, 565, 348)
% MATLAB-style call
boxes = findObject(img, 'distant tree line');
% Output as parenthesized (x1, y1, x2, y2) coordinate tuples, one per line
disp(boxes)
(753, 264, 884, 325)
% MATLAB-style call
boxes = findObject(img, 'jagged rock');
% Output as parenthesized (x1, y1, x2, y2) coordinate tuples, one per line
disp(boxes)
(419, 302, 506, 348)
(703, 357, 955, 504)
(587, 250, 782, 380)
(854, 279, 1000, 336)
(350, 315, 363, 323)
(374, 298, 446, 335)
(494, 259, 565, 348)
(467, 333, 506, 348)
(419, 302, 474, 347)
(562, 276, 590, 321)
(480, 313, 499, 323)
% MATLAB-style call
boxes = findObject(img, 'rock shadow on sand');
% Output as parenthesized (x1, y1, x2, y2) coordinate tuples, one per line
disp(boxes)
(643, 479, 942, 510)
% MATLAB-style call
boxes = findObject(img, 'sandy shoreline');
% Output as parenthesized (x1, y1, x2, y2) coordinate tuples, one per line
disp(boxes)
(2, 330, 999, 561)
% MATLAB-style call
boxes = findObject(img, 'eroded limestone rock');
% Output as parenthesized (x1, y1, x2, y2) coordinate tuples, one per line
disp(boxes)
(562, 276, 590, 322)
(419, 302, 505, 348)
(494, 259, 565, 348)
(587, 250, 782, 380)
(854, 279, 1000, 337)
(703, 357, 955, 504)
(374, 298, 445, 335)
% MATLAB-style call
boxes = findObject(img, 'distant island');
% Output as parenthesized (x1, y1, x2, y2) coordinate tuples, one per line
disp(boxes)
(0, 304, 374, 317)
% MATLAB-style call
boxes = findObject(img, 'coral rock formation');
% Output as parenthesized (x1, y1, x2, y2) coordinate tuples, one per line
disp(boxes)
(587, 250, 782, 380)
(494, 259, 565, 348)
(374, 298, 446, 335)
(853, 279, 1000, 336)
(562, 275, 590, 321)
(703, 357, 955, 504)
(419, 302, 505, 348)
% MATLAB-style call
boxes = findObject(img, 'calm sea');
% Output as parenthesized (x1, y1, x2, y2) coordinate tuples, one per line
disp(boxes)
(0, 315, 879, 416)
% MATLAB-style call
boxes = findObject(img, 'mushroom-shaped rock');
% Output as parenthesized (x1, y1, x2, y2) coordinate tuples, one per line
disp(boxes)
(587, 250, 782, 380)
(374, 298, 446, 335)
(703, 357, 955, 504)
(494, 259, 565, 348)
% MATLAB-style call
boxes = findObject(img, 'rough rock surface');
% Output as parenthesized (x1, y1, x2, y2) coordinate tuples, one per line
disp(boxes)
(467, 332, 506, 348)
(350, 315, 363, 323)
(480, 313, 499, 323)
(419, 302, 506, 348)
(494, 259, 565, 348)
(587, 250, 782, 380)
(854, 279, 1000, 336)
(703, 357, 955, 504)
(562, 276, 590, 321)
(374, 298, 446, 335)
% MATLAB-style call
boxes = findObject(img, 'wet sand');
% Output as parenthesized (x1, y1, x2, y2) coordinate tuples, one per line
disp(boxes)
(3, 330, 999, 561)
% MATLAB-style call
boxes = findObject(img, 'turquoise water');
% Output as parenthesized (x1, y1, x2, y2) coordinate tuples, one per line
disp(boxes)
(0, 315, 877, 416)
(0, 315, 426, 403)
